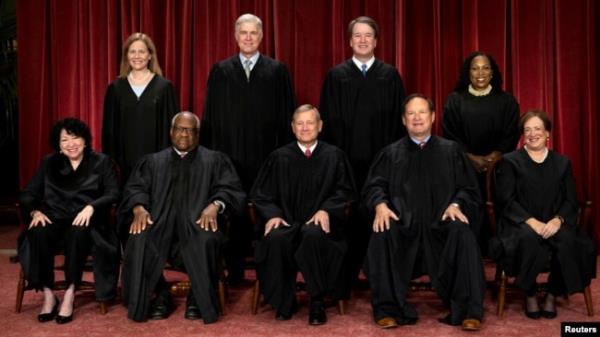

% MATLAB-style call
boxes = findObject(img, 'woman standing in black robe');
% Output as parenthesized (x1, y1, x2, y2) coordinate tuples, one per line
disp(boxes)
(442, 51, 520, 243)
(19, 118, 120, 324)
(102, 32, 179, 182)
(494, 110, 596, 319)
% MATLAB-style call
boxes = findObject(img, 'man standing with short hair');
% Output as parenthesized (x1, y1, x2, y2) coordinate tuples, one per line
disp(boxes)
(319, 15, 406, 285)
(363, 94, 485, 331)
(202, 14, 296, 282)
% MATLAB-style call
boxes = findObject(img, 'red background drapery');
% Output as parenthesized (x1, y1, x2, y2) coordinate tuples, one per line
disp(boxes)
(16, 0, 600, 242)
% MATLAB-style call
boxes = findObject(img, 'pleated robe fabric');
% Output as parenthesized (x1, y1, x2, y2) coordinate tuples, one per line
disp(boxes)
(493, 149, 596, 295)
(119, 146, 246, 323)
(250, 141, 357, 315)
(363, 136, 485, 324)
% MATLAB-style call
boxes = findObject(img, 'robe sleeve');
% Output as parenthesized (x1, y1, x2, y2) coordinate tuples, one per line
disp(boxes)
(208, 153, 246, 216)
(319, 71, 342, 146)
(118, 155, 153, 227)
(102, 83, 119, 157)
(557, 160, 578, 228)
(200, 65, 223, 148)
(250, 154, 285, 221)
(495, 95, 520, 154)
(157, 81, 179, 150)
(451, 149, 483, 222)
(275, 64, 296, 146)
(19, 157, 48, 220)
(89, 156, 120, 211)
(494, 158, 532, 226)
(390, 70, 406, 140)
(442, 93, 468, 151)
(361, 149, 392, 212)
(319, 152, 357, 221)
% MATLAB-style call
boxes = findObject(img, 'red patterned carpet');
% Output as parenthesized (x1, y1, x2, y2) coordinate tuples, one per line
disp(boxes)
(0, 223, 598, 337)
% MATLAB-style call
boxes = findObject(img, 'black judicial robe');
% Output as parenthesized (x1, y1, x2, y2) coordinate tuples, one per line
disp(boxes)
(201, 54, 296, 191)
(442, 90, 519, 156)
(250, 142, 357, 311)
(119, 146, 246, 323)
(493, 149, 596, 294)
(18, 151, 120, 300)
(363, 136, 485, 323)
(319, 59, 405, 186)
(102, 75, 179, 180)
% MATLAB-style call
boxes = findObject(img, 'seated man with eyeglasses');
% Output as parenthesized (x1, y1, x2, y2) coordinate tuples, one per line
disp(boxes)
(119, 111, 246, 324)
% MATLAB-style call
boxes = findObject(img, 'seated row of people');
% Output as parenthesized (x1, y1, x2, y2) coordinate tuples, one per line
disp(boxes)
(18, 96, 595, 331)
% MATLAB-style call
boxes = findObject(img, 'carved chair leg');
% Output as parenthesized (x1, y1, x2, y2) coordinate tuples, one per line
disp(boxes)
(584, 286, 594, 316)
(251, 280, 260, 314)
(337, 299, 346, 315)
(99, 301, 107, 314)
(497, 270, 507, 318)
(16, 268, 26, 313)
(218, 279, 226, 315)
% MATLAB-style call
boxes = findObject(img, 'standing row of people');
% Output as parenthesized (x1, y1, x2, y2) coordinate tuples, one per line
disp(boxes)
(18, 12, 594, 332)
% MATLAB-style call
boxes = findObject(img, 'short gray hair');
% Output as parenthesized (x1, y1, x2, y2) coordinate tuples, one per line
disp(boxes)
(292, 104, 321, 122)
(171, 111, 200, 129)
(235, 13, 263, 34)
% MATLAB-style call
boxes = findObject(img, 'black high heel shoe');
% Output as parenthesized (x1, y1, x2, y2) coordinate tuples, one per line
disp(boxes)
(38, 296, 59, 323)
(55, 313, 73, 324)
(540, 294, 557, 319)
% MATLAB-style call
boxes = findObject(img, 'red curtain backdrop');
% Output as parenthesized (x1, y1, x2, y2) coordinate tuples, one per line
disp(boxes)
(17, 0, 600, 241)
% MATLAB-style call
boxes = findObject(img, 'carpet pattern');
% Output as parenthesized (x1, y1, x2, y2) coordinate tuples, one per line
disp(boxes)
(0, 224, 597, 337)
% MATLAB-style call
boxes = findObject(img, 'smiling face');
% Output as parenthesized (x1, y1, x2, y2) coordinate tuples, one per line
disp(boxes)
(59, 129, 85, 162)
(235, 21, 262, 58)
(469, 55, 493, 90)
(291, 109, 322, 147)
(350, 22, 377, 60)
(402, 97, 435, 139)
(127, 40, 151, 72)
(523, 116, 549, 151)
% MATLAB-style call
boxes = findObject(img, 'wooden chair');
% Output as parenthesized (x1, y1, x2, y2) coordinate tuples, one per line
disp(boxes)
(247, 203, 347, 315)
(487, 168, 594, 318)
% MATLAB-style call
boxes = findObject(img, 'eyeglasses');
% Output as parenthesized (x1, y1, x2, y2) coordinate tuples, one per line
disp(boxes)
(173, 126, 198, 134)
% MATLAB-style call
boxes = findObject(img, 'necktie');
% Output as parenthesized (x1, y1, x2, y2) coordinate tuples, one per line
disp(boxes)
(244, 59, 252, 82)
(361, 64, 367, 77)
(419, 142, 426, 149)
(305, 149, 312, 158)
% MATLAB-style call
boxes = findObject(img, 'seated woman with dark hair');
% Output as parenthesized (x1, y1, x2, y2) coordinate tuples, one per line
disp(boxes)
(18, 118, 120, 324)
(494, 110, 596, 319)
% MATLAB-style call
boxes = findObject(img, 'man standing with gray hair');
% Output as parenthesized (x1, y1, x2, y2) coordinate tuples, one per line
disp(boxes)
(202, 14, 296, 283)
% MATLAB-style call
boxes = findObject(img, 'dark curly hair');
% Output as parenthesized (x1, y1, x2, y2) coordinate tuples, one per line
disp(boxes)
(454, 51, 503, 93)
(49, 118, 92, 153)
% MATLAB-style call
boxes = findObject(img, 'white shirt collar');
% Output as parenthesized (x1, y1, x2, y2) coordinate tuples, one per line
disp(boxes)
(173, 147, 188, 157)
(352, 56, 375, 72)
(239, 52, 260, 70)
(297, 141, 318, 154)
(410, 135, 431, 145)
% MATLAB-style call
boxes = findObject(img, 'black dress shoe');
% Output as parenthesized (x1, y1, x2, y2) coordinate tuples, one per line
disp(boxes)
(397, 316, 418, 325)
(55, 314, 73, 324)
(149, 294, 172, 320)
(38, 297, 59, 323)
(438, 314, 461, 326)
(185, 293, 201, 320)
(308, 302, 326, 325)
(276, 311, 293, 321)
